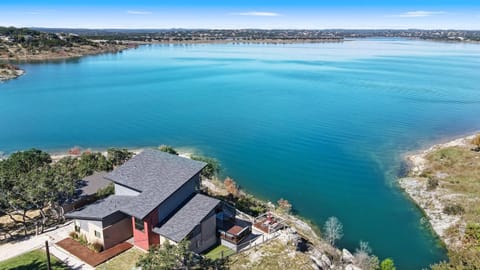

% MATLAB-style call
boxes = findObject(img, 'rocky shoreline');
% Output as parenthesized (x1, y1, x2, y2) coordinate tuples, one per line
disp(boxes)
(398, 133, 478, 248)
(0, 43, 136, 62)
(0, 63, 24, 82)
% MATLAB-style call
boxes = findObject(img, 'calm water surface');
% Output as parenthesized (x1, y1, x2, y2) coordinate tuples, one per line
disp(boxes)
(2, 39, 480, 269)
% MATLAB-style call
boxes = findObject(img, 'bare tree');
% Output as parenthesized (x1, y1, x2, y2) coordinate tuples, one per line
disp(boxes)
(323, 216, 343, 246)
(354, 241, 380, 270)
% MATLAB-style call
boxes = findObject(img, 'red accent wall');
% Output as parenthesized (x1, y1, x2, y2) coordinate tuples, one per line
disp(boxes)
(132, 208, 160, 250)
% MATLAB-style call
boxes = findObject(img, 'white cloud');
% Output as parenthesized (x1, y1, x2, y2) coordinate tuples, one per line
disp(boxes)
(397, 11, 446, 18)
(23, 11, 41, 15)
(229, 11, 280, 17)
(127, 10, 152, 15)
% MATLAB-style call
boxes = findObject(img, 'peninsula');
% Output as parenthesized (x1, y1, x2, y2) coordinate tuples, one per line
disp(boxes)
(0, 63, 24, 82)
(399, 134, 480, 268)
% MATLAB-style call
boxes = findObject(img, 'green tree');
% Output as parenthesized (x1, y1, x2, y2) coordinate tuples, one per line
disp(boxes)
(191, 155, 220, 179)
(1, 148, 51, 175)
(159, 145, 179, 155)
(107, 148, 133, 166)
(0, 149, 76, 235)
(137, 240, 225, 270)
(76, 152, 112, 177)
(137, 240, 195, 270)
(380, 258, 396, 270)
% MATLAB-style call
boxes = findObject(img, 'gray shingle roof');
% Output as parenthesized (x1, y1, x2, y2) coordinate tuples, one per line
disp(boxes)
(153, 194, 220, 242)
(105, 148, 206, 192)
(68, 149, 207, 220)
(65, 195, 132, 220)
(107, 149, 206, 219)
(78, 171, 111, 197)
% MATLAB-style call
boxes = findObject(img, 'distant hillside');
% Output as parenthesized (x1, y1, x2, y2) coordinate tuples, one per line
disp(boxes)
(0, 27, 133, 61)
(32, 28, 480, 42)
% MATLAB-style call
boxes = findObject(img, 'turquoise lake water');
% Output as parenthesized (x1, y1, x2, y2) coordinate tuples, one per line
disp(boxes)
(1, 39, 480, 269)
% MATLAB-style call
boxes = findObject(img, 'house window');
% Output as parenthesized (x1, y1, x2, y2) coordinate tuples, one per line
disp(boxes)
(134, 217, 144, 232)
(94, 230, 101, 238)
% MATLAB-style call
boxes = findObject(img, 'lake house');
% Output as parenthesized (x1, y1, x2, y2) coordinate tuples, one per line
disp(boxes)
(65, 149, 224, 253)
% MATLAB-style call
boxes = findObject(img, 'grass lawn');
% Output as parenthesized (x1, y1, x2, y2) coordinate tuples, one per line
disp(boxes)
(0, 249, 68, 270)
(96, 247, 145, 270)
(425, 146, 480, 223)
(204, 244, 235, 260)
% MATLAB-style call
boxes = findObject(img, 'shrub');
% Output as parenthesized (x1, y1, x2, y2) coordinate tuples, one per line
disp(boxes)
(159, 145, 178, 155)
(90, 241, 103, 253)
(78, 234, 88, 245)
(191, 155, 220, 179)
(380, 258, 396, 270)
(235, 195, 267, 216)
(426, 177, 439, 191)
(96, 183, 115, 199)
(277, 198, 292, 213)
(465, 223, 480, 244)
(353, 241, 379, 270)
(224, 177, 239, 197)
(107, 148, 133, 166)
(69, 231, 78, 239)
(442, 204, 465, 215)
(471, 134, 480, 151)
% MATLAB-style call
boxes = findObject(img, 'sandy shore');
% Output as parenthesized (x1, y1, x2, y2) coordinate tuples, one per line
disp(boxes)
(398, 133, 478, 247)
(49, 146, 193, 162)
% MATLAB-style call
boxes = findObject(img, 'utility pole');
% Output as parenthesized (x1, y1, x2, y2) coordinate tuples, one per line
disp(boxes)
(45, 240, 52, 270)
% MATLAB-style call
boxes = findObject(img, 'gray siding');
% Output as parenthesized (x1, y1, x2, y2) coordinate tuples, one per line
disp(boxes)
(189, 211, 217, 253)
(157, 173, 200, 224)
(103, 217, 133, 249)
(115, 183, 140, 196)
(103, 211, 129, 227)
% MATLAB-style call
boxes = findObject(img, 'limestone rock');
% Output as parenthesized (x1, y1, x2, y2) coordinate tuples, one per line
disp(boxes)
(345, 264, 362, 270)
(342, 249, 354, 263)
(321, 254, 332, 266)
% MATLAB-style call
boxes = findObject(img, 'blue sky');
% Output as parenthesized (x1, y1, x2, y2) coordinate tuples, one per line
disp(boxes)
(1, 0, 479, 29)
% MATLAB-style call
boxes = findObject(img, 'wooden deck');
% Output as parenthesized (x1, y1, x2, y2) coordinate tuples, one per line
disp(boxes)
(56, 238, 132, 266)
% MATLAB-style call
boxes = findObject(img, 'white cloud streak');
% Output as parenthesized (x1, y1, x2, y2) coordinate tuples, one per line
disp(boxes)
(397, 11, 446, 18)
(229, 11, 280, 17)
(127, 10, 152, 15)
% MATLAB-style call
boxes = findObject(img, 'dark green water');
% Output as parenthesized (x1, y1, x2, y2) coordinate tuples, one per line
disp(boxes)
(2, 39, 480, 269)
